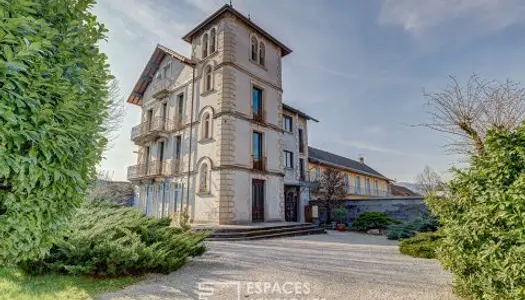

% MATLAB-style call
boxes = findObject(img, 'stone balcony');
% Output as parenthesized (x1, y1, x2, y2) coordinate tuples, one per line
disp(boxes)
(127, 159, 182, 181)
(150, 79, 171, 99)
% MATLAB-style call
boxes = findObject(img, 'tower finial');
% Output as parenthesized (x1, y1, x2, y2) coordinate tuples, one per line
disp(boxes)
(229, 0, 232, 6)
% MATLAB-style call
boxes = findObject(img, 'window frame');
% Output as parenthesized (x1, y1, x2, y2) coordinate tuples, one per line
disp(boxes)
(204, 65, 213, 92)
(283, 115, 293, 132)
(252, 86, 264, 119)
(259, 41, 265, 66)
(251, 36, 258, 61)
(210, 28, 216, 54)
(202, 33, 209, 58)
(199, 163, 209, 193)
(284, 150, 293, 169)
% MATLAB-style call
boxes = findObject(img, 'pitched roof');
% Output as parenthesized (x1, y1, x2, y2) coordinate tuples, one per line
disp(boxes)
(308, 147, 390, 180)
(127, 44, 195, 106)
(391, 185, 420, 196)
(182, 4, 292, 57)
(283, 103, 319, 122)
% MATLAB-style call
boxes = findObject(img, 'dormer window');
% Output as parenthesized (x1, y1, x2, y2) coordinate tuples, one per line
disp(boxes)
(202, 33, 208, 58)
(210, 28, 216, 54)
(251, 36, 258, 61)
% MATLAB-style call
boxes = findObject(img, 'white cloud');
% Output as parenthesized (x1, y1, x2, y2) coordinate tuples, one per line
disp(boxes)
(379, 0, 525, 40)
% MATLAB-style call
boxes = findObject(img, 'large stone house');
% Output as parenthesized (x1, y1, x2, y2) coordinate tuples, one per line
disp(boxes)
(126, 4, 317, 225)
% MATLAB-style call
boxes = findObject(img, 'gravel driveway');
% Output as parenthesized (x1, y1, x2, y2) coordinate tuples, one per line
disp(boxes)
(100, 231, 456, 300)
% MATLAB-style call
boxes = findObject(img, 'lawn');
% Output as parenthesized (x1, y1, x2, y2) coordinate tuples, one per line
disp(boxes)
(0, 267, 142, 300)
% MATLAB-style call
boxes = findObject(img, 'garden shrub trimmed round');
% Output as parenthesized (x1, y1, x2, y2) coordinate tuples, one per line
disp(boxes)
(0, 0, 110, 263)
(351, 212, 400, 231)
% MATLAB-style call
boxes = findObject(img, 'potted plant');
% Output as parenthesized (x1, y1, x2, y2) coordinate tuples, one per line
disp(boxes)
(334, 207, 348, 232)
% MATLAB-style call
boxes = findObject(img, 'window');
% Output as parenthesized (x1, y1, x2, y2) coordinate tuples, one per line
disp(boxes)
(162, 62, 171, 79)
(284, 151, 293, 168)
(202, 113, 211, 139)
(316, 166, 321, 179)
(299, 158, 305, 179)
(259, 42, 265, 66)
(365, 178, 371, 195)
(298, 128, 304, 153)
(355, 175, 361, 194)
(345, 174, 350, 193)
(204, 65, 212, 92)
(252, 86, 263, 119)
(284, 115, 293, 132)
(252, 131, 264, 170)
(202, 33, 208, 58)
(177, 93, 184, 122)
(375, 180, 379, 195)
(174, 136, 182, 159)
(199, 163, 208, 192)
(210, 28, 216, 53)
(251, 36, 258, 61)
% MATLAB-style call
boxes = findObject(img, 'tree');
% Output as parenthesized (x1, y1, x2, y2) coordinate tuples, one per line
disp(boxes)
(103, 79, 125, 149)
(422, 75, 525, 155)
(0, 0, 111, 263)
(415, 166, 444, 196)
(426, 123, 525, 299)
(314, 167, 347, 224)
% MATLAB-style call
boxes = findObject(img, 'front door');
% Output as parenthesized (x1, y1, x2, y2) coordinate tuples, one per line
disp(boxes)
(285, 188, 298, 222)
(252, 179, 265, 222)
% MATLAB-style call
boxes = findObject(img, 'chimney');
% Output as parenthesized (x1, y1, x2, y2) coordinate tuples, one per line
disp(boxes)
(358, 153, 365, 164)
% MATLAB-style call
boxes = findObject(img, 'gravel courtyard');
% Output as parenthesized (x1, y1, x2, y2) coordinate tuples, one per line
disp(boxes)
(100, 231, 456, 300)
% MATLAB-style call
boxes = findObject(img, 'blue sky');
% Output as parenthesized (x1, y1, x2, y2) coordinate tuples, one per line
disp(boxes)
(92, 0, 525, 182)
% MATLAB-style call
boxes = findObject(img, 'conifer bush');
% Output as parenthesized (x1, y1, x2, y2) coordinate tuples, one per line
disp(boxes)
(20, 202, 208, 276)
(0, 0, 111, 263)
(351, 212, 400, 231)
(427, 124, 525, 299)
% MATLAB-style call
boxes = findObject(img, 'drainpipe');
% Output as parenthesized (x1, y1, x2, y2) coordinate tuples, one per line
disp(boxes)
(185, 66, 196, 213)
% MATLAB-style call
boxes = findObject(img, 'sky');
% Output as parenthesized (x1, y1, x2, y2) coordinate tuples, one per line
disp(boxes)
(92, 0, 525, 182)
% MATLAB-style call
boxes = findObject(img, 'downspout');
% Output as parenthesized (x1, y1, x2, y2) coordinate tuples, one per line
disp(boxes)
(185, 65, 196, 213)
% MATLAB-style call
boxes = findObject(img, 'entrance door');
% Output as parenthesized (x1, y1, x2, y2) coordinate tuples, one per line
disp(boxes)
(285, 188, 298, 222)
(252, 179, 265, 222)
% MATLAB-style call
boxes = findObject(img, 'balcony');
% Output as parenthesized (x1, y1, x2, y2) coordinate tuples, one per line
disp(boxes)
(131, 117, 170, 144)
(252, 109, 266, 123)
(127, 159, 182, 181)
(252, 155, 267, 172)
(150, 79, 171, 99)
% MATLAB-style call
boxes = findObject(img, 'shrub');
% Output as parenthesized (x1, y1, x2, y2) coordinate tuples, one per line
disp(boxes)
(351, 212, 400, 231)
(387, 214, 440, 240)
(399, 232, 442, 259)
(334, 207, 348, 224)
(427, 125, 525, 299)
(0, 0, 111, 263)
(19, 202, 208, 276)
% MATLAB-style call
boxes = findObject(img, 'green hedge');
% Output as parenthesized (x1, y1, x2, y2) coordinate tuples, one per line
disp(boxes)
(427, 125, 525, 299)
(399, 232, 442, 259)
(0, 0, 111, 263)
(351, 212, 400, 231)
(19, 202, 208, 276)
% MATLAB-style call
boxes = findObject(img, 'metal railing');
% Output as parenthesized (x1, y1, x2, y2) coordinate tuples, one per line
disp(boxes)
(252, 109, 266, 123)
(127, 159, 182, 180)
(130, 117, 170, 142)
(252, 155, 267, 171)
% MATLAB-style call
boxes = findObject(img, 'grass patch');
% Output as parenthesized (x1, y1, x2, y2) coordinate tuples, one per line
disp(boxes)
(0, 267, 142, 300)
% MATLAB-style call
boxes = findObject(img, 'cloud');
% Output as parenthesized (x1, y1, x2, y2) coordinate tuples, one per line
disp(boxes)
(378, 0, 525, 40)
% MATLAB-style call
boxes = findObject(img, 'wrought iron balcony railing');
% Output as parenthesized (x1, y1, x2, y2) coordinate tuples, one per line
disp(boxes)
(130, 117, 170, 143)
(252, 155, 267, 172)
(127, 159, 182, 181)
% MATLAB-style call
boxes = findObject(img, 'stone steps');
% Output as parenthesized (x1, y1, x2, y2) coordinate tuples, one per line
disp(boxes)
(200, 223, 326, 241)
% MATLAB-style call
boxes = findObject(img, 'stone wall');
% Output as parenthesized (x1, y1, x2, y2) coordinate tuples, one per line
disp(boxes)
(310, 196, 427, 224)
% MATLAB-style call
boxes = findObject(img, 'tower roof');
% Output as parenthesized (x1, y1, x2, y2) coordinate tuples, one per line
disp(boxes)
(182, 4, 292, 57)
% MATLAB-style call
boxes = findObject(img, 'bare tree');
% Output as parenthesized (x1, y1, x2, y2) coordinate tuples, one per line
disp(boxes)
(103, 79, 126, 149)
(422, 75, 525, 155)
(314, 167, 347, 224)
(415, 166, 444, 196)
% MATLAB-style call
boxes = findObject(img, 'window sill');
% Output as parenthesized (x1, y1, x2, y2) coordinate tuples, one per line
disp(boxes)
(198, 138, 215, 145)
(285, 167, 294, 170)
(284, 130, 294, 134)
(249, 58, 268, 71)
(201, 89, 216, 97)
(196, 191, 212, 197)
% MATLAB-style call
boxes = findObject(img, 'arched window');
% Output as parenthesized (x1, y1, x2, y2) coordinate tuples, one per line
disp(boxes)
(199, 163, 208, 192)
(210, 28, 216, 53)
(251, 36, 258, 61)
(203, 113, 211, 139)
(204, 65, 212, 92)
(344, 174, 350, 193)
(202, 33, 208, 58)
(259, 42, 265, 66)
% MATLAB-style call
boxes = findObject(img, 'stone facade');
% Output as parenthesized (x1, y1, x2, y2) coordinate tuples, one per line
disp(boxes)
(127, 5, 314, 225)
